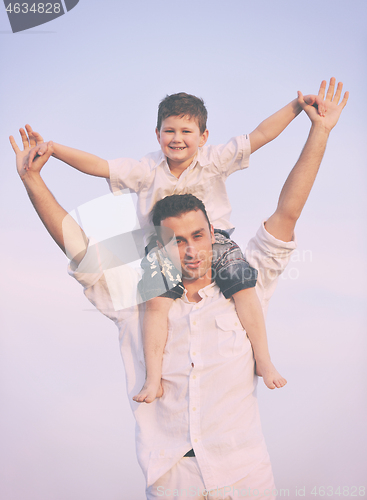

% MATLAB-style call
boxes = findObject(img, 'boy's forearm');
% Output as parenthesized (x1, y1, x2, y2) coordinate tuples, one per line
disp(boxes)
(249, 98, 301, 153)
(52, 143, 110, 178)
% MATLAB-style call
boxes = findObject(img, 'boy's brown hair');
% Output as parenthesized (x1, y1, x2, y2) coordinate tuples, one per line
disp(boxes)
(156, 93, 208, 134)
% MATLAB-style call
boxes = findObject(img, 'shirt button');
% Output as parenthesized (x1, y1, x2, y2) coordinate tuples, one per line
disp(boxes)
(192, 375, 196, 379)
(192, 352, 196, 356)
(193, 407, 196, 411)
(234, 322, 238, 326)
(194, 439, 198, 443)
(193, 321, 196, 325)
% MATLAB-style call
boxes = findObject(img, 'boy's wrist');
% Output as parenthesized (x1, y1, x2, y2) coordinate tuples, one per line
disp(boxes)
(50, 141, 59, 159)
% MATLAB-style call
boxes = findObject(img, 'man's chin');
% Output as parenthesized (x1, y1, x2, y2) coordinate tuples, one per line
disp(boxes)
(182, 270, 212, 282)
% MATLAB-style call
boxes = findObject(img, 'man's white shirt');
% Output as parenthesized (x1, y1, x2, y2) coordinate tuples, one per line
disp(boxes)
(68, 222, 296, 489)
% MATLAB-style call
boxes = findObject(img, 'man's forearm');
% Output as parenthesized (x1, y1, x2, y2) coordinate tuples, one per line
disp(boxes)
(249, 98, 302, 153)
(277, 123, 329, 221)
(52, 143, 109, 178)
(22, 172, 88, 264)
(265, 123, 329, 242)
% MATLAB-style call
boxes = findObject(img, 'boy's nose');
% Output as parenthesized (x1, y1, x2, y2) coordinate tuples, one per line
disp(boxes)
(172, 132, 182, 142)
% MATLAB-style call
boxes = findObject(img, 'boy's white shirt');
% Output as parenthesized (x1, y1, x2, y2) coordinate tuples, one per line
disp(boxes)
(68, 222, 296, 489)
(107, 135, 251, 243)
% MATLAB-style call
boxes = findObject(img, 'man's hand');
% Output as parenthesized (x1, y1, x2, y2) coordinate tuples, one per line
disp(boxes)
(298, 78, 349, 132)
(9, 127, 53, 180)
(302, 90, 326, 117)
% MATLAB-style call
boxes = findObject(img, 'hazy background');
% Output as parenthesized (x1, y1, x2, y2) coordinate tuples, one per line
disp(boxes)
(1, 1, 366, 498)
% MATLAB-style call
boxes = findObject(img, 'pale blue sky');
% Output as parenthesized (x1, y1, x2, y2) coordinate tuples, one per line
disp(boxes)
(1, 1, 366, 498)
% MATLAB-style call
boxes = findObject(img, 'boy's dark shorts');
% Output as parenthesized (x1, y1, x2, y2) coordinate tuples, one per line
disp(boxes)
(138, 229, 258, 302)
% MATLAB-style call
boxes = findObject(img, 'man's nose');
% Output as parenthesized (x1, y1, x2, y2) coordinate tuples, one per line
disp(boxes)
(185, 245, 196, 259)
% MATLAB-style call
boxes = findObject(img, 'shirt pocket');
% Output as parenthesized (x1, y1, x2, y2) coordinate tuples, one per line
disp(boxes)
(215, 313, 249, 358)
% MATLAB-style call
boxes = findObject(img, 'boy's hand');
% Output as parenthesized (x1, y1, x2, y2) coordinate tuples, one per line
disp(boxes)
(298, 78, 349, 132)
(23, 124, 51, 168)
(302, 87, 327, 117)
(10, 127, 53, 180)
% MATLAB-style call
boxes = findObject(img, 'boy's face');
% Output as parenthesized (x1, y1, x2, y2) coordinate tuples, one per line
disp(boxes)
(156, 115, 209, 172)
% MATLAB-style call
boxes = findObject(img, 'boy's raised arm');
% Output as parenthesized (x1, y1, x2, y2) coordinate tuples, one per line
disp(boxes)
(24, 124, 110, 178)
(249, 81, 326, 154)
(10, 128, 89, 266)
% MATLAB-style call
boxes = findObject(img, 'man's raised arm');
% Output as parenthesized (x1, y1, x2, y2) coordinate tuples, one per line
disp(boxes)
(10, 128, 88, 266)
(265, 77, 349, 242)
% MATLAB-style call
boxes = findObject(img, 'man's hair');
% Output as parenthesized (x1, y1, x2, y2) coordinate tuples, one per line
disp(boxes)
(152, 194, 211, 235)
(156, 93, 208, 134)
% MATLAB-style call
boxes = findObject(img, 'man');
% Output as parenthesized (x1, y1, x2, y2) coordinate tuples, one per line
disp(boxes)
(11, 79, 348, 499)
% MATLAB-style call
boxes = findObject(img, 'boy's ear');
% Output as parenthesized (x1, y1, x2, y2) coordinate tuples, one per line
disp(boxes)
(155, 127, 161, 144)
(199, 129, 209, 147)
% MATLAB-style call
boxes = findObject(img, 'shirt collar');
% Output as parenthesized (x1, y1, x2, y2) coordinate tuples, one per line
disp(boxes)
(181, 282, 218, 304)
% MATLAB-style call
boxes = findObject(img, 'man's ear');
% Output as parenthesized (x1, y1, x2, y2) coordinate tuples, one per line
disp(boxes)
(155, 127, 161, 144)
(210, 224, 215, 244)
(199, 129, 209, 147)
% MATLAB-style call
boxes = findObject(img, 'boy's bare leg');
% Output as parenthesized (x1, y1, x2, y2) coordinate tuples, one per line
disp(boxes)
(233, 288, 287, 389)
(133, 296, 174, 403)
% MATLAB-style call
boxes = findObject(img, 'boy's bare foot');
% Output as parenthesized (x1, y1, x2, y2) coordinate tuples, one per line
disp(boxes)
(133, 380, 164, 403)
(255, 360, 287, 389)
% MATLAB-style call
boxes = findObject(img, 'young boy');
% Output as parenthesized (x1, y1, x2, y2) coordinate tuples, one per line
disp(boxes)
(24, 85, 324, 402)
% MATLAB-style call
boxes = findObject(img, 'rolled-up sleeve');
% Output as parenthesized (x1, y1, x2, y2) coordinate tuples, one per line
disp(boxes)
(68, 237, 141, 323)
(107, 157, 149, 195)
(245, 221, 297, 314)
(213, 134, 251, 178)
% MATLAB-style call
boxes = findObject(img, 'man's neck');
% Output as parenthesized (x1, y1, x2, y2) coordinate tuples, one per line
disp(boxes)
(183, 276, 213, 303)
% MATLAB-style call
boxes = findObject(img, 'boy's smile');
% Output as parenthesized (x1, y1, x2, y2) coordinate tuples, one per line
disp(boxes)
(156, 115, 209, 175)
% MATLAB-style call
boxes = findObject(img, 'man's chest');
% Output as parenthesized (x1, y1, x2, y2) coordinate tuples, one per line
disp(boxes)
(163, 292, 252, 377)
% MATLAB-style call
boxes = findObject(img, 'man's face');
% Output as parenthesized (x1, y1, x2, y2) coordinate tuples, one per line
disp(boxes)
(160, 209, 215, 286)
(156, 115, 209, 171)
